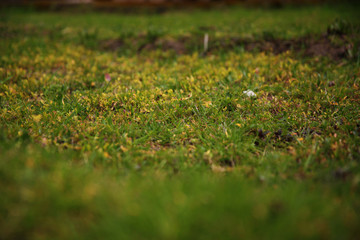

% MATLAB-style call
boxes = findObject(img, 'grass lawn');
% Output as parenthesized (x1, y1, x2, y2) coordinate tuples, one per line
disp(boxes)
(1, 4, 360, 239)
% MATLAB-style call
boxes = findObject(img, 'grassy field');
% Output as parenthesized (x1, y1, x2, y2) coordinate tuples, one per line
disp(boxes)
(1, 4, 360, 239)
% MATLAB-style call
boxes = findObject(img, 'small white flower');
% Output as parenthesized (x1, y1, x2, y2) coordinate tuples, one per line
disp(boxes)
(243, 90, 256, 97)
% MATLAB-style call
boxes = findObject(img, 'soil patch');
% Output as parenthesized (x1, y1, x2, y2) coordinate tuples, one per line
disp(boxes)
(100, 33, 357, 61)
(228, 34, 353, 61)
(100, 38, 125, 51)
(138, 37, 188, 54)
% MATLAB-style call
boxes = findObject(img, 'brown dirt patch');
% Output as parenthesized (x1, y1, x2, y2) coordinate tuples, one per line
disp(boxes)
(220, 34, 354, 60)
(139, 37, 188, 54)
(100, 33, 357, 61)
(100, 38, 125, 51)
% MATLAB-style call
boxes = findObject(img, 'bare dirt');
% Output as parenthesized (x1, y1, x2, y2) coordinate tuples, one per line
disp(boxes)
(100, 33, 357, 61)
(237, 35, 352, 60)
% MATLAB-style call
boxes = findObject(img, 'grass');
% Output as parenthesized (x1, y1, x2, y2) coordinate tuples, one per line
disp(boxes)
(1, 4, 360, 239)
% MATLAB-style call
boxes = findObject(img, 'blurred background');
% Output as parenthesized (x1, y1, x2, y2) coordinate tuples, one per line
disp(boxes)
(1, 0, 353, 8)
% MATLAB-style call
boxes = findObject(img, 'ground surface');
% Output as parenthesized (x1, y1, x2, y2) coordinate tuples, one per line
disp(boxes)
(1, 5, 360, 240)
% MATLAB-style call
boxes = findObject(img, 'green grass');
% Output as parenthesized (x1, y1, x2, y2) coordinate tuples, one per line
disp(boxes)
(1, 4, 360, 240)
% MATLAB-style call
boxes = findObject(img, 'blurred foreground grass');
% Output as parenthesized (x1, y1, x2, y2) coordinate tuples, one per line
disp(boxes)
(1, 141, 359, 240)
